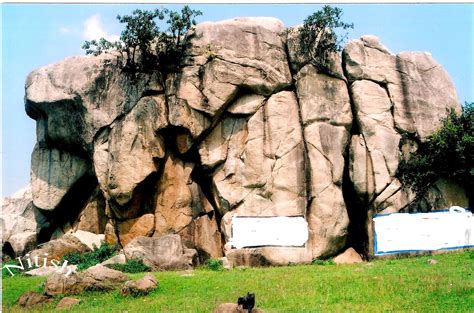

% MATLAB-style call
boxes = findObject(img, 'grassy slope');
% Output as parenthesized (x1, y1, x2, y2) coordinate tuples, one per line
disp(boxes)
(2, 251, 473, 312)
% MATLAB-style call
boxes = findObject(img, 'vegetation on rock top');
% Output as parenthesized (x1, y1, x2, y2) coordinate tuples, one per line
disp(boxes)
(298, 5, 353, 72)
(82, 5, 202, 72)
(107, 259, 151, 273)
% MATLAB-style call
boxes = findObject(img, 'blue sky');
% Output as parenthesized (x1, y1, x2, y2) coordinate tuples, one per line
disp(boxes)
(2, 3, 473, 196)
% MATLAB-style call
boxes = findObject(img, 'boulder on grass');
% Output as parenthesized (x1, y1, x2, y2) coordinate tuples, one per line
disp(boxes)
(123, 234, 196, 271)
(121, 273, 158, 296)
(45, 264, 127, 295)
(81, 264, 128, 291)
(56, 297, 81, 309)
(44, 272, 84, 296)
(18, 291, 51, 308)
(333, 247, 364, 264)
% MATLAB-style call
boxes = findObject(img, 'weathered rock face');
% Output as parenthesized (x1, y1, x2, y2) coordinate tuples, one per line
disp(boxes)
(10, 17, 466, 265)
(93, 95, 168, 207)
(295, 64, 352, 258)
(123, 235, 197, 271)
(343, 35, 460, 141)
(25, 54, 162, 151)
(117, 213, 155, 247)
(173, 17, 291, 117)
(75, 187, 107, 234)
(31, 146, 91, 211)
(0, 185, 52, 257)
(210, 91, 307, 218)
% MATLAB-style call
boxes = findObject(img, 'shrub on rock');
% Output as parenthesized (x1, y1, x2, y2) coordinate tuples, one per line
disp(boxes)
(206, 258, 224, 271)
(107, 258, 151, 273)
(62, 242, 117, 271)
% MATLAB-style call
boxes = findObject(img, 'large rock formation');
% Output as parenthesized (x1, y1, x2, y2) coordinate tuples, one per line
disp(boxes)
(4, 18, 466, 265)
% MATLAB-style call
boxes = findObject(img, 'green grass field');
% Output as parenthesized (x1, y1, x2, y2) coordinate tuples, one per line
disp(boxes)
(2, 251, 473, 312)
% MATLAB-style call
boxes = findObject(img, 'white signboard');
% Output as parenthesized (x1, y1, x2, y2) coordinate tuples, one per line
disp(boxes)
(374, 207, 474, 255)
(230, 216, 308, 249)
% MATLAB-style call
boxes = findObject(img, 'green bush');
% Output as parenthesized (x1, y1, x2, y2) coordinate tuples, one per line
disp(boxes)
(62, 243, 117, 271)
(312, 259, 335, 266)
(398, 103, 473, 199)
(206, 258, 224, 271)
(108, 259, 151, 273)
(299, 5, 353, 72)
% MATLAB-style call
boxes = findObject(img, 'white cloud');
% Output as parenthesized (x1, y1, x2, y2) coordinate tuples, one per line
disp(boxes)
(83, 14, 119, 42)
(59, 26, 71, 34)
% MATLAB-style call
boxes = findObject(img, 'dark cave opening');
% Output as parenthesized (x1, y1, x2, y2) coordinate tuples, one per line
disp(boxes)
(2, 242, 15, 260)
(342, 164, 370, 258)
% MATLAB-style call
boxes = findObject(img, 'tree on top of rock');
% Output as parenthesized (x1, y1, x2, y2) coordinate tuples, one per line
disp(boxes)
(156, 5, 202, 72)
(82, 6, 202, 72)
(299, 5, 353, 72)
(116, 8, 167, 69)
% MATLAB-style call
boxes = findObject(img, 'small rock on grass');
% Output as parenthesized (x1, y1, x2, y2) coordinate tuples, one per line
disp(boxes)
(219, 257, 233, 270)
(212, 303, 265, 313)
(121, 273, 158, 296)
(18, 291, 51, 308)
(333, 247, 364, 264)
(427, 259, 438, 265)
(56, 297, 81, 309)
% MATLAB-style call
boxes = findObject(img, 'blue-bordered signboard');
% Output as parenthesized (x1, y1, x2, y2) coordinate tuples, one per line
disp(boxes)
(374, 207, 474, 255)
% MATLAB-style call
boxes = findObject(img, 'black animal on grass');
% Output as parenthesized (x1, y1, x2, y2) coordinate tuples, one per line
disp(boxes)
(237, 292, 255, 312)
